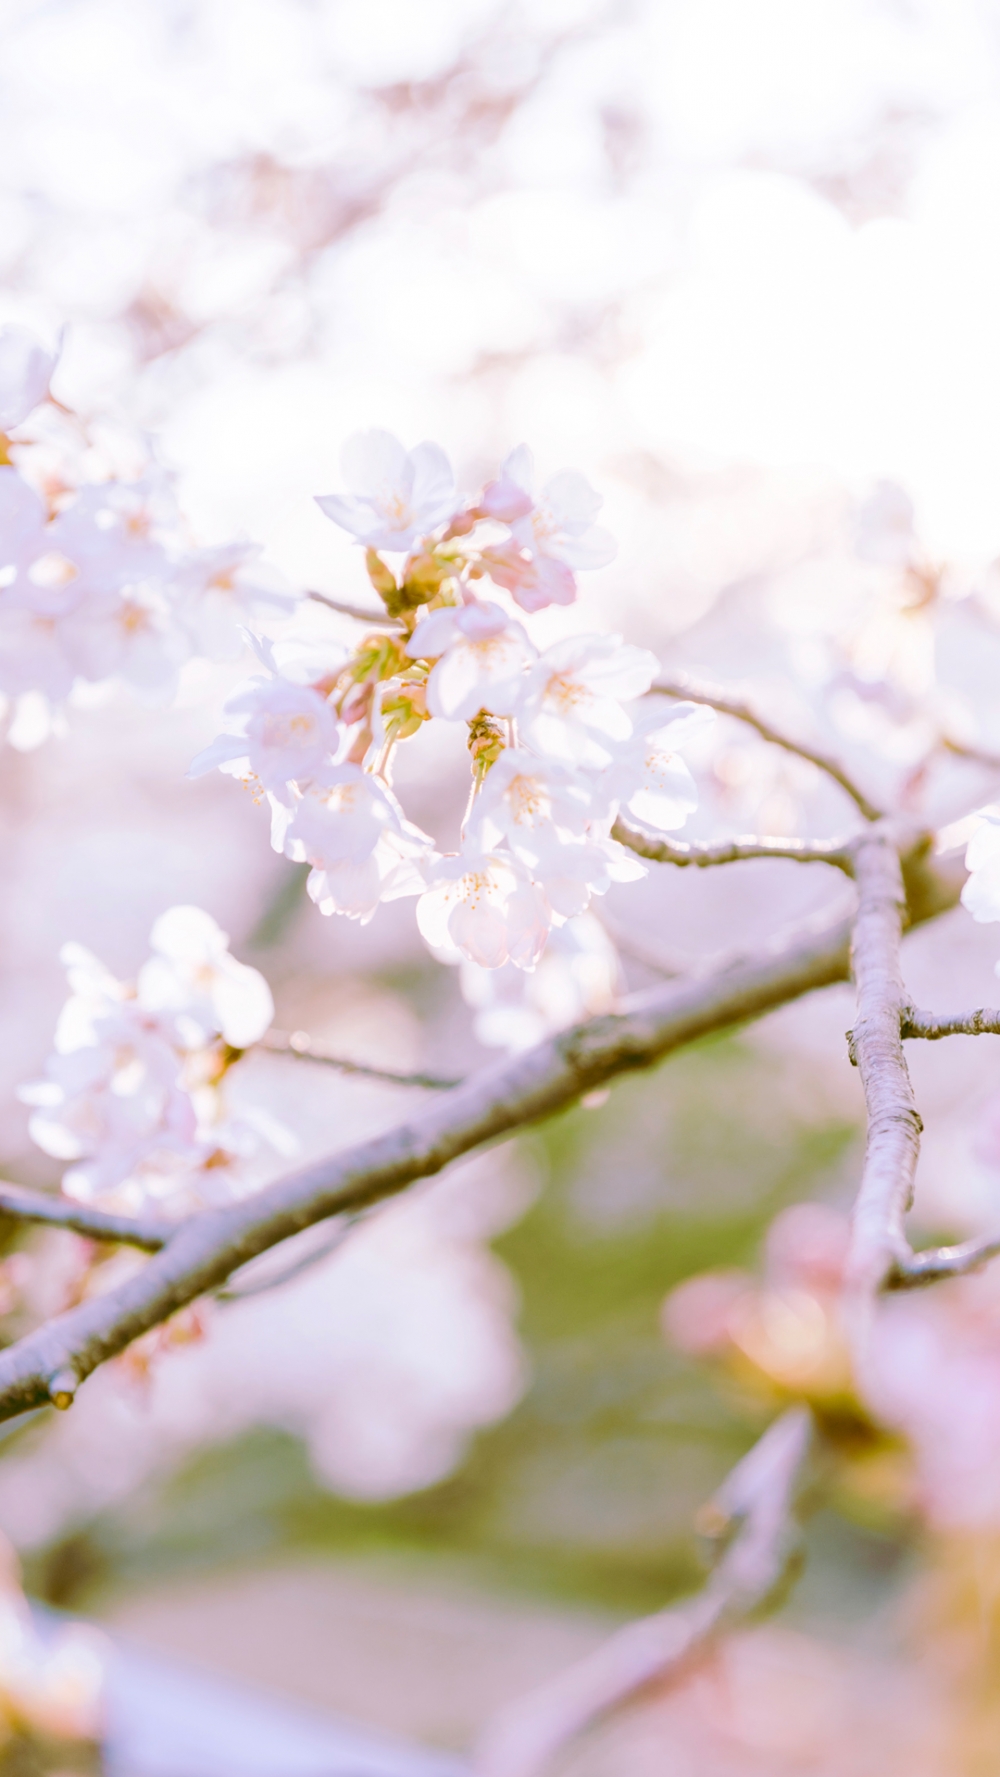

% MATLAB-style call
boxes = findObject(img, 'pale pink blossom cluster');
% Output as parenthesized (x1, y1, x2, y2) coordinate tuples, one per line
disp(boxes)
(0, 326, 297, 747)
(193, 430, 711, 1005)
(21, 907, 283, 1213)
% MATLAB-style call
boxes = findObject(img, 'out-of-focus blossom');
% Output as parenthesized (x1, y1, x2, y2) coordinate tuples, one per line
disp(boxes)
(0, 326, 55, 430)
(174, 541, 298, 661)
(853, 480, 919, 569)
(189, 634, 343, 794)
(22, 912, 279, 1208)
(273, 764, 433, 923)
(137, 906, 274, 1050)
(417, 848, 550, 970)
(518, 634, 659, 767)
(460, 911, 623, 1051)
(406, 600, 536, 720)
(961, 807, 1000, 924)
(599, 700, 711, 832)
(316, 429, 457, 551)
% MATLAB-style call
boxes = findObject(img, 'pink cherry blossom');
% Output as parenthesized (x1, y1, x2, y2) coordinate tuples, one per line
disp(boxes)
(417, 848, 551, 971)
(188, 636, 342, 793)
(459, 912, 622, 1052)
(174, 541, 298, 662)
(0, 326, 56, 430)
(137, 906, 274, 1050)
(961, 807, 1000, 923)
(517, 633, 660, 768)
(476, 444, 615, 612)
(315, 429, 457, 552)
(598, 701, 712, 832)
(406, 601, 536, 720)
(466, 748, 593, 866)
(273, 764, 433, 924)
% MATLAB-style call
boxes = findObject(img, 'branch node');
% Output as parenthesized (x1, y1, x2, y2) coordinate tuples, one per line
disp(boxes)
(47, 1369, 78, 1411)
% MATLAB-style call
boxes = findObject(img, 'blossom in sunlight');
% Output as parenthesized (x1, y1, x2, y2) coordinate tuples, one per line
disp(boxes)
(174, 541, 299, 661)
(406, 600, 536, 720)
(477, 444, 615, 612)
(49, 473, 178, 591)
(316, 429, 457, 551)
(0, 326, 56, 429)
(853, 479, 919, 570)
(465, 748, 593, 864)
(137, 906, 274, 1050)
(188, 634, 343, 794)
(460, 911, 623, 1051)
(599, 700, 712, 832)
(517, 633, 660, 767)
(417, 849, 550, 970)
(273, 763, 433, 923)
(526, 829, 647, 919)
(961, 808, 1000, 924)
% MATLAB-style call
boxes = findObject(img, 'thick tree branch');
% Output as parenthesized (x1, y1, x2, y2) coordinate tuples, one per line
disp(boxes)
(843, 828, 923, 1310)
(476, 1408, 813, 1777)
(611, 817, 855, 873)
(901, 1007, 1000, 1039)
(258, 1029, 463, 1090)
(0, 842, 962, 1424)
(652, 675, 882, 821)
(0, 1184, 172, 1252)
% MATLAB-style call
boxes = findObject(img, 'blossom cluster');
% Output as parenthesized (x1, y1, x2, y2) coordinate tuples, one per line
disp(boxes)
(21, 907, 281, 1213)
(193, 429, 710, 984)
(0, 325, 297, 746)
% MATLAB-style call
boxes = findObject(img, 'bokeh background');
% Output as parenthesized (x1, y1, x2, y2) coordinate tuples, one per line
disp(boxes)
(6, 1, 1000, 1769)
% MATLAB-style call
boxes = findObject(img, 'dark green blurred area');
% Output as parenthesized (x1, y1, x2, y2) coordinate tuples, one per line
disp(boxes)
(26, 1032, 876, 1621)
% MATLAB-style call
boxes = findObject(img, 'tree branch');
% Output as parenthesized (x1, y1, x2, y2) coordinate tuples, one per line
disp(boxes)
(652, 675, 883, 822)
(0, 842, 962, 1424)
(258, 1029, 463, 1090)
(611, 817, 855, 874)
(888, 1230, 1000, 1288)
(0, 1184, 172, 1252)
(843, 828, 923, 1311)
(475, 1408, 813, 1777)
(901, 1007, 1000, 1039)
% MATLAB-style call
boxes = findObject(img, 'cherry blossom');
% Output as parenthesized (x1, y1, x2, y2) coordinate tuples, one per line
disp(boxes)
(476, 444, 615, 612)
(272, 764, 433, 923)
(406, 600, 536, 720)
(465, 748, 593, 865)
(136, 906, 274, 1051)
(459, 912, 623, 1051)
(522, 829, 646, 920)
(316, 429, 457, 551)
(517, 634, 660, 767)
(0, 326, 56, 430)
(417, 849, 551, 970)
(174, 542, 298, 661)
(188, 636, 343, 794)
(960, 807, 1000, 924)
(598, 700, 712, 833)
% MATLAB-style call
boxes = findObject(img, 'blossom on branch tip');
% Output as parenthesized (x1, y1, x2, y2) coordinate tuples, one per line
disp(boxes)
(137, 906, 274, 1050)
(476, 444, 615, 612)
(599, 701, 711, 833)
(406, 600, 536, 720)
(417, 849, 550, 971)
(316, 430, 457, 552)
(465, 748, 593, 866)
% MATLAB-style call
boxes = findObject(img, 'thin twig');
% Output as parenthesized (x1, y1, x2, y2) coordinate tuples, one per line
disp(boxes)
(902, 1007, 1000, 1039)
(259, 1028, 463, 1090)
(0, 842, 963, 1423)
(612, 817, 855, 873)
(0, 1184, 173, 1252)
(651, 675, 883, 822)
(941, 734, 1000, 772)
(475, 1409, 813, 1777)
(888, 1231, 1000, 1288)
(306, 589, 401, 626)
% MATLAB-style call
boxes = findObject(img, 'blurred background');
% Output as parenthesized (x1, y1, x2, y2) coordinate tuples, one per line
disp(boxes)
(6, 1, 1000, 1771)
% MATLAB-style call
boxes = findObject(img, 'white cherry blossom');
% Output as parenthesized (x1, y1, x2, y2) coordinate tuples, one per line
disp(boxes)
(0, 326, 56, 429)
(174, 542, 299, 661)
(137, 906, 274, 1050)
(466, 748, 592, 866)
(460, 912, 622, 1052)
(188, 636, 342, 793)
(316, 429, 457, 551)
(598, 701, 712, 832)
(417, 848, 550, 970)
(407, 601, 536, 720)
(517, 634, 660, 768)
(526, 830, 646, 920)
(478, 444, 615, 612)
(273, 764, 433, 924)
(961, 808, 1000, 924)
